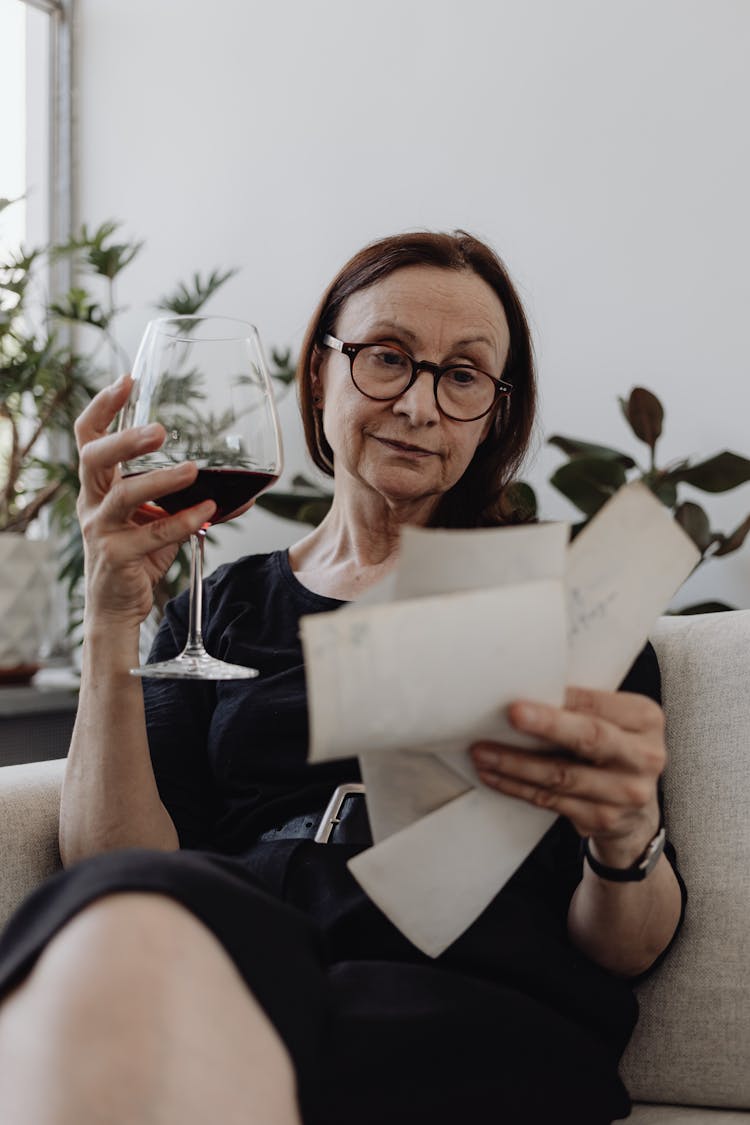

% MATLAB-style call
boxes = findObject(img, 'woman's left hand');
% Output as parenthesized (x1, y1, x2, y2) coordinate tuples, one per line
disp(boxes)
(469, 687, 665, 854)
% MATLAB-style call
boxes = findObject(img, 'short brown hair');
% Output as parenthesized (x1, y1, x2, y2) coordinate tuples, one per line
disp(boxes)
(297, 230, 536, 527)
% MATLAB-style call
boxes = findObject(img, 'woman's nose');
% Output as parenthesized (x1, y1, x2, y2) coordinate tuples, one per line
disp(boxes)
(392, 371, 440, 426)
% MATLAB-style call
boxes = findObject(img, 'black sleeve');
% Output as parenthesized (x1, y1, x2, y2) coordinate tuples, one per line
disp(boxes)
(618, 642, 688, 980)
(142, 592, 219, 850)
(618, 639, 661, 703)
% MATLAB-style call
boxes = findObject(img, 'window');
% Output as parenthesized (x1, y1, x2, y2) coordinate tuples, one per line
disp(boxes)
(0, 0, 73, 262)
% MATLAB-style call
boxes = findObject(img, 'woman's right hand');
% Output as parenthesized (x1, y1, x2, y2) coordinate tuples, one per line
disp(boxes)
(75, 374, 216, 630)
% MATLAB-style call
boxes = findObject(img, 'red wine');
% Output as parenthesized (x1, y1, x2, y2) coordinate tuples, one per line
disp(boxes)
(124, 467, 278, 525)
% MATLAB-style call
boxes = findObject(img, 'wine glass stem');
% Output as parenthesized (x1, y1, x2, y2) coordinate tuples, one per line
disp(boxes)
(184, 530, 207, 656)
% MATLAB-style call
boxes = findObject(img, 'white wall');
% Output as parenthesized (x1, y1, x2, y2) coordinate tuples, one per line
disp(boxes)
(74, 0, 750, 608)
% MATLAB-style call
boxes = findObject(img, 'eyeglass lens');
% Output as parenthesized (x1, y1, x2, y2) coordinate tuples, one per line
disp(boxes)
(351, 345, 497, 420)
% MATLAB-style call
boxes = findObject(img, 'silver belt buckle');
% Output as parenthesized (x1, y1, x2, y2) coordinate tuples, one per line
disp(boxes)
(314, 783, 366, 844)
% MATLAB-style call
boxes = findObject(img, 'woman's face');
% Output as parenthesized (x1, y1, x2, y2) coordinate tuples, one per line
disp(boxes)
(314, 265, 511, 516)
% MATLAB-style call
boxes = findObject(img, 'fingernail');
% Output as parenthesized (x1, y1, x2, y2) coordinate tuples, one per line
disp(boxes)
(474, 748, 495, 768)
(141, 423, 161, 439)
(515, 703, 538, 726)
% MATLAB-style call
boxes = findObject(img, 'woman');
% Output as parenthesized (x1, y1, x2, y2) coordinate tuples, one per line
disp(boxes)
(0, 231, 684, 1125)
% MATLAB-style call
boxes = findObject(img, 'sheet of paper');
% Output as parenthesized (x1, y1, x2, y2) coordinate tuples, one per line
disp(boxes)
(393, 521, 569, 599)
(348, 787, 556, 958)
(302, 579, 568, 762)
(348, 521, 570, 842)
(565, 482, 700, 687)
(359, 750, 470, 844)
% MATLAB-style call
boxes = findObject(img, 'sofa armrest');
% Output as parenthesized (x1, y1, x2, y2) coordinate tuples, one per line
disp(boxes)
(622, 611, 750, 1111)
(0, 758, 65, 931)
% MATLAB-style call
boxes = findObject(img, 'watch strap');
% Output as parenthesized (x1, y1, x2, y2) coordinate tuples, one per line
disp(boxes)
(582, 826, 666, 882)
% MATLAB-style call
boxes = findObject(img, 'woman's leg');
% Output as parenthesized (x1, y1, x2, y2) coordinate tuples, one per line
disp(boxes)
(0, 892, 301, 1125)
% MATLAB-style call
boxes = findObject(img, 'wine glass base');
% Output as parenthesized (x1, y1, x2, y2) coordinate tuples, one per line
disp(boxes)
(130, 654, 259, 680)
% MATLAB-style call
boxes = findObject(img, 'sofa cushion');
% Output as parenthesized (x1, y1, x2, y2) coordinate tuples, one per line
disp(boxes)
(0, 758, 65, 930)
(621, 612, 750, 1108)
(630, 1105, 750, 1124)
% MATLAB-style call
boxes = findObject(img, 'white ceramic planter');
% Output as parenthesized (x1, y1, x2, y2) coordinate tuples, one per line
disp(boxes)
(0, 535, 54, 673)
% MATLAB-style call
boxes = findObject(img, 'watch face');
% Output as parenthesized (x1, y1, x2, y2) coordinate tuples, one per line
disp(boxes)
(638, 827, 667, 876)
(584, 826, 666, 882)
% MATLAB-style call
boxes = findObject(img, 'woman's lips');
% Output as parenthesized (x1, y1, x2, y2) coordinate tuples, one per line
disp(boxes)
(375, 436, 437, 457)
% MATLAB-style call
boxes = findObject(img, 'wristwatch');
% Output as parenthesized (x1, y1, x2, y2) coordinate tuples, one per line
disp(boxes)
(582, 826, 666, 882)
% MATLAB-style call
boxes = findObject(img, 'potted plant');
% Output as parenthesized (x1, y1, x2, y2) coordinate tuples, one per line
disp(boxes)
(0, 200, 239, 678)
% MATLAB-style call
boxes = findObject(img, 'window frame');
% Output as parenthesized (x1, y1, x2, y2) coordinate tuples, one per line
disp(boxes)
(23, 0, 74, 292)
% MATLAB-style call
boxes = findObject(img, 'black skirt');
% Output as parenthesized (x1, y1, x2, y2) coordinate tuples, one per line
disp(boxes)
(0, 836, 633, 1125)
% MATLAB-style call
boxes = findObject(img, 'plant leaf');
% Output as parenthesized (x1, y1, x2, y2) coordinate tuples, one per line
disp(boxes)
(503, 480, 537, 519)
(256, 490, 332, 524)
(270, 347, 297, 387)
(547, 434, 636, 468)
(712, 513, 750, 557)
(291, 473, 327, 491)
(53, 221, 143, 280)
(638, 468, 679, 508)
(156, 268, 239, 315)
(665, 451, 750, 493)
(674, 501, 714, 552)
(620, 387, 664, 449)
(49, 287, 111, 330)
(549, 457, 627, 516)
(673, 601, 735, 615)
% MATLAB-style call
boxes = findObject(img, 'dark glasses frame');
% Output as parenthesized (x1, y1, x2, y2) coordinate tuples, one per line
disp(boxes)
(322, 333, 512, 422)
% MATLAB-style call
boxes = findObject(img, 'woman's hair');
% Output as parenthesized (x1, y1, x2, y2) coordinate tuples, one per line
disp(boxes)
(297, 230, 537, 528)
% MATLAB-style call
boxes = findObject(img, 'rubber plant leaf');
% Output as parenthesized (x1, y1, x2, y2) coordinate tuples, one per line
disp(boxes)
(674, 501, 714, 553)
(549, 457, 627, 517)
(504, 480, 538, 520)
(712, 513, 750, 557)
(547, 434, 636, 468)
(619, 387, 664, 449)
(664, 451, 750, 493)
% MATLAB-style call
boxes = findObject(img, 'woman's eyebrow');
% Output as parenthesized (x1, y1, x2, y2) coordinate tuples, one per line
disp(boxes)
(363, 325, 496, 354)
(452, 335, 496, 352)
(364, 321, 419, 344)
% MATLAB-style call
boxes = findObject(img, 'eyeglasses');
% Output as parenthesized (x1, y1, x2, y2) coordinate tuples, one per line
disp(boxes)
(322, 334, 512, 423)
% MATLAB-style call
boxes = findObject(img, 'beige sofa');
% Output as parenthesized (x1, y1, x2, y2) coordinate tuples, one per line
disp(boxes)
(0, 612, 748, 1122)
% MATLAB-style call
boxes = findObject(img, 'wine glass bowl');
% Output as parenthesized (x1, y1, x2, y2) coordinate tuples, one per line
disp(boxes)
(119, 316, 283, 679)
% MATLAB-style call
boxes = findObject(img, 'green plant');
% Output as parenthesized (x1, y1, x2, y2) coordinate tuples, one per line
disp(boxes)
(546, 386, 750, 610)
(0, 202, 299, 638)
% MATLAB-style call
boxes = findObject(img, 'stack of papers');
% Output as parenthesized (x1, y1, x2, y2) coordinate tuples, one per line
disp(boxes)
(300, 483, 699, 956)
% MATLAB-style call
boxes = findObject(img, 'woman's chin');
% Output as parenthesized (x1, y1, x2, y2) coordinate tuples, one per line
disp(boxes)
(365, 475, 442, 510)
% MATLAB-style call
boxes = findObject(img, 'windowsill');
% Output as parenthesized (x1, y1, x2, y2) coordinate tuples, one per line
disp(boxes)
(0, 668, 79, 718)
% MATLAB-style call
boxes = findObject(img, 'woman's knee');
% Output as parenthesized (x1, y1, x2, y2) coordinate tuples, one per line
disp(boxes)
(6, 892, 211, 1021)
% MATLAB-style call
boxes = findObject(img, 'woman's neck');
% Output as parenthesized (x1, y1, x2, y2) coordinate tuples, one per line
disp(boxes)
(288, 490, 436, 600)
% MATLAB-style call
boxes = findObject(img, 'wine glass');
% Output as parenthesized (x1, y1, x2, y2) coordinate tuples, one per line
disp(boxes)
(118, 315, 283, 679)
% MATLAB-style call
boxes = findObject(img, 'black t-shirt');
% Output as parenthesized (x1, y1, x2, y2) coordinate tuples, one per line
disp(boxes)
(143, 548, 685, 1055)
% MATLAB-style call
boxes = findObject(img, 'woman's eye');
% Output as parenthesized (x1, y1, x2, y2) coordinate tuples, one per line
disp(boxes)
(445, 367, 478, 387)
(374, 348, 409, 369)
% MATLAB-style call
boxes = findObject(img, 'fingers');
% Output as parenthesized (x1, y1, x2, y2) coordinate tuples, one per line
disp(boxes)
(472, 743, 655, 810)
(98, 461, 197, 528)
(107, 499, 216, 559)
(564, 686, 665, 736)
(74, 373, 133, 450)
(504, 693, 665, 773)
(474, 766, 652, 837)
(469, 687, 666, 839)
(78, 421, 167, 501)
